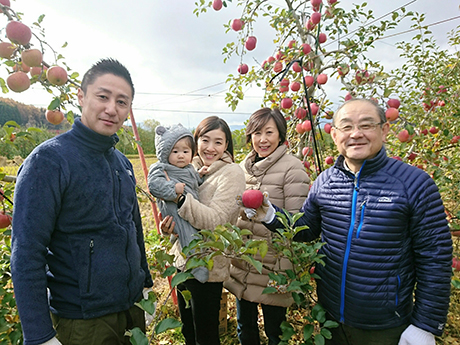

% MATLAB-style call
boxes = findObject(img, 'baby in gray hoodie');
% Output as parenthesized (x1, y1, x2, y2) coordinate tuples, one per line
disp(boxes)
(148, 124, 209, 283)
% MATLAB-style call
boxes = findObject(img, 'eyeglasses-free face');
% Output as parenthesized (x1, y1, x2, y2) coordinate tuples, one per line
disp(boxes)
(331, 100, 390, 172)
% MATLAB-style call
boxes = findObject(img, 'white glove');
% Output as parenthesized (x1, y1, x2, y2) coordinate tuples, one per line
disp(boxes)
(398, 324, 435, 345)
(243, 192, 275, 223)
(39, 337, 62, 345)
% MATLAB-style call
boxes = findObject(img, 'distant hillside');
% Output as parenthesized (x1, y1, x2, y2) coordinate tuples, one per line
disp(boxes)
(0, 97, 69, 130)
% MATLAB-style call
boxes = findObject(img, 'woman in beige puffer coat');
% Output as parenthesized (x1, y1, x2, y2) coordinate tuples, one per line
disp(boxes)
(224, 108, 310, 345)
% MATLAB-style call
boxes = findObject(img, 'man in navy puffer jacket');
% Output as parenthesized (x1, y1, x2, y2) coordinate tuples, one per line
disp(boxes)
(11, 59, 153, 345)
(245, 99, 452, 345)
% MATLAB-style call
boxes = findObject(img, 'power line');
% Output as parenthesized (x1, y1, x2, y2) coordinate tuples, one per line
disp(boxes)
(131, 107, 251, 116)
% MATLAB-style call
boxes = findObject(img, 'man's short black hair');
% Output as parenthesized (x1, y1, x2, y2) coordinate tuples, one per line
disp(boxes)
(81, 58, 135, 99)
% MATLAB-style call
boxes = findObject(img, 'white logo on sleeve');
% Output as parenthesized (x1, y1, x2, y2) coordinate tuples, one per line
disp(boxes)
(378, 197, 392, 203)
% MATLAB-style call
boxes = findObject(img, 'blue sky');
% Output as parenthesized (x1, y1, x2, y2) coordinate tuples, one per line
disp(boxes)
(0, 0, 459, 130)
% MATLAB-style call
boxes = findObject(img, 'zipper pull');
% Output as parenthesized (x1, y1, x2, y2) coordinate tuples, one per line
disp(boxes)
(89, 239, 94, 254)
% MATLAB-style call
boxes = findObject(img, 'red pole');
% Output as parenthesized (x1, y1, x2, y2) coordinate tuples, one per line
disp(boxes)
(129, 108, 178, 305)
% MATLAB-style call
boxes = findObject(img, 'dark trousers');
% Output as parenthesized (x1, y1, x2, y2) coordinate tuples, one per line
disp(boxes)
(236, 298, 286, 345)
(325, 313, 409, 345)
(51, 304, 145, 345)
(177, 279, 223, 345)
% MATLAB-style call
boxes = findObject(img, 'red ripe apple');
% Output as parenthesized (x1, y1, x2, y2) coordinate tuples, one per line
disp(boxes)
(13, 61, 29, 73)
(212, 0, 223, 11)
(0, 212, 11, 229)
(328, 0, 337, 4)
(302, 147, 313, 156)
(397, 130, 410, 143)
(324, 123, 332, 134)
(306, 20, 316, 31)
(238, 63, 249, 75)
(311, 0, 322, 7)
(304, 75, 314, 87)
(288, 40, 297, 49)
(295, 108, 306, 119)
(310, 103, 319, 116)
(303, 161, 311, 170)
(385, 108, 399, 121)
(261, 60, 270, 70)
(46, 65, 68, 86)
(438, 100, 446, 107)
(344, 92, 353, 101)
(301, 43, 311, 55)
(317, 73, 328, 85)
(450, 135, 460, 144)
(275, 51, 285, 60)
(273, 61, 283, 73)
(7, 71, 30, 92)
(281, 98, 293, 109)
(46, 109, 65, 125)
(231, 19, 243, 31)
(245, 36, 257, 51)
(302, 120, 312, 132)
(296, 123, 306, 134)
(242, 189, 264, 209)
(325, 156, 334, 165)
(0, 0, 10, 13)
(355, 69, 369, 85)
(318, 33, 327, 43)
(280, 78, 289, 87)
(453, 257, 460, 271)
(290, 81, 301, 92)
(30, 65, 47, 78)
(337, 64, 349, 77)
(387, 98, 400, 109)
(421, 128, 428, 135)
(0, 41, 15, 59)
(0, 188, 4, 201)
(21, 49, 42, 67)
(407, 152, 417, 161)
(292, 62, 302, 73)
(311, 12, 321, 24)
(6, 21, 32, 46)
(267, 56, 275, 63)
(429, 126, 439, 134)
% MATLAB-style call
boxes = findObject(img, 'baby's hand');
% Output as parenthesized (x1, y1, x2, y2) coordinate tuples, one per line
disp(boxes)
(198, 165, 209, 177)
(175, 183, 185, 195)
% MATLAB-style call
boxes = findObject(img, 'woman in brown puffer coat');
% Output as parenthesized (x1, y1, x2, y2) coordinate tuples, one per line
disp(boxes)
(224, 108, 310, 345)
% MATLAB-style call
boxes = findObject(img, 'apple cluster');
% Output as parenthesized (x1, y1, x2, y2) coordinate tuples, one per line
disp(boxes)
(0, 0, 68, 125)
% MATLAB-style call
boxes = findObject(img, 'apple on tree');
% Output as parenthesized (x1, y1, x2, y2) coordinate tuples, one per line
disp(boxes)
(6, 20, 32, 46)
(0, 212, 11, 229)
(281, 97, 293, 109)
(316, 73, 328, 85)
(0, 0, 10, 13)
(304, 76, 314, 87)
(7, 71, 30, 92)
(295, 108, 306, 119)
(325, 156, 334, 165)
(231, 19, 243, 31)
(21, 49, 43, 67)
(324, 123, 332, 134)
(290, 81, 301, 92)
(47, 65, 68, 86)
(385, 108, 399, 121)
(46, 109, 65, 125)
(387, 98, 400, 109)
(245, 36, 257, 51)
(238, 63, 248, 75)
(0, 41, 15, 59)
(212, 0, 223, 11)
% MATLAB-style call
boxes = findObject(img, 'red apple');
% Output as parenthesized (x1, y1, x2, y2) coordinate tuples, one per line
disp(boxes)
(245, 36, 257, 51)
(273, 61, 283, 73)
(0, 188, 4, 201)
(292, 62, 302, 73)
(288, 40, 297, 49)
(397, 130, 410, 143)
(0, 212, 11, 229)
(7, 71, 30, 92)
(0, 41, 15, 59)
(238, 63, 248, 75)
(296, 123, 306, 134)
(46, 65, 68, 86)
(302, 147, 313, 156)
(344, 92, 353, 101)
(30, 65, 47, 78)
(387, 98, 400, 109)
(325, 156, 334, 165)
(242, 189, 264, 209)
(306, 20, 316, 31)
(275, 51, 285, 60)
(290, 81, 301, 92)
(302, 120, 312, 132)
(317, 73, 328, 85)
(421, 129, 428, 136)
(13, 61, 29, 73)
(324, 123, 332, 134)
(231, 19, 243, 31)
(337, 64, 349, 77)
(385, 108, 399, 121)
(21, 49, 42, 67)
(46, 109, 65, 125)
(295, 108, 306, 119)
(303, 161, 311, 170)
(301, 43, 311, 55)
(304, 76, 314, 87)
(310, 103, 319, 116)
(311, 0, 322, 7)
(311, 12, 321, 24)
(6, 21, 32, 46)
(429, 126, 439, 134)
(281, 98, 293, 109)
(0, 0, 10, 13)
(328, 0, 337, 4)
(318, 33, 327, 43)
(212, 0, 223, 11)
(453, 257, 460, 271)
(355, 69, 369, 85)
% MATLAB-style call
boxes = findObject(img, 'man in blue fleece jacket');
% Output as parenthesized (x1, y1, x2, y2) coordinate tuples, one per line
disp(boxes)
(243, 99, 453, 345)
(11, 59, 153, 345)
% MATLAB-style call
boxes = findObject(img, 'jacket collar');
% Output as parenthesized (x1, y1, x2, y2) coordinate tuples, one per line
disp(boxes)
(244, 144, 287, 177)
(193, 151, 233, 175)
(72, 117, 119, 153)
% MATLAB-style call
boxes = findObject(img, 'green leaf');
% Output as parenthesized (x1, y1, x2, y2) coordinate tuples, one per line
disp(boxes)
(48, 97, 61, 110)
(127, 327, 148, 345)
(323, 320, 339, 328)
(241, 254, 263, 273)
(262, 286, 278, 294)
(161, 266, 176, 278)
(280, 321, 295, 341)
(303, 324, 314, 340)
(135, 297, 156, 316)
(259, 240, 268, 258)
(314, 333, 325, 345)
(154, 318, 182, 334)
(170, 272, 193, 288)
(320, 328, 332, 339)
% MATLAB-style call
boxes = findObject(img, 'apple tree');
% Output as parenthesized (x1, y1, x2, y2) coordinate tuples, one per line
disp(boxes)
(194, 0, 460, 343)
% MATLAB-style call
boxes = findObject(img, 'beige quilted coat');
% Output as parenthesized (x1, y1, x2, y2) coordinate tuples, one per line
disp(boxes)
(177, 152, 246, 282)
(224, 145, 310, 307)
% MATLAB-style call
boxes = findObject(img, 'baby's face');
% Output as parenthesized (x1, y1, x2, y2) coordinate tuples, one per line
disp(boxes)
(168, 138, 193, 168)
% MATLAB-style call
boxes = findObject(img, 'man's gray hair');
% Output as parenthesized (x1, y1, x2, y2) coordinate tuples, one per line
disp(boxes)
(333, 99, 386, 126)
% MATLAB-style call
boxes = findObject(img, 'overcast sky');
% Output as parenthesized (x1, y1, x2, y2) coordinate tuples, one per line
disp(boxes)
(0, 0, 459, 129)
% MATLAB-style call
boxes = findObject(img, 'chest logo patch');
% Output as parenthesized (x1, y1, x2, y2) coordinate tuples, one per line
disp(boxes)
(378, 196, 392, 203)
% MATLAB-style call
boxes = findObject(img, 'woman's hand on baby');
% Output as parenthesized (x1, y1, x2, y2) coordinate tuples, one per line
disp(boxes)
(159, 214, 176, 236)
(198, 165, 209, 177)
(175, 182, 185, 195)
